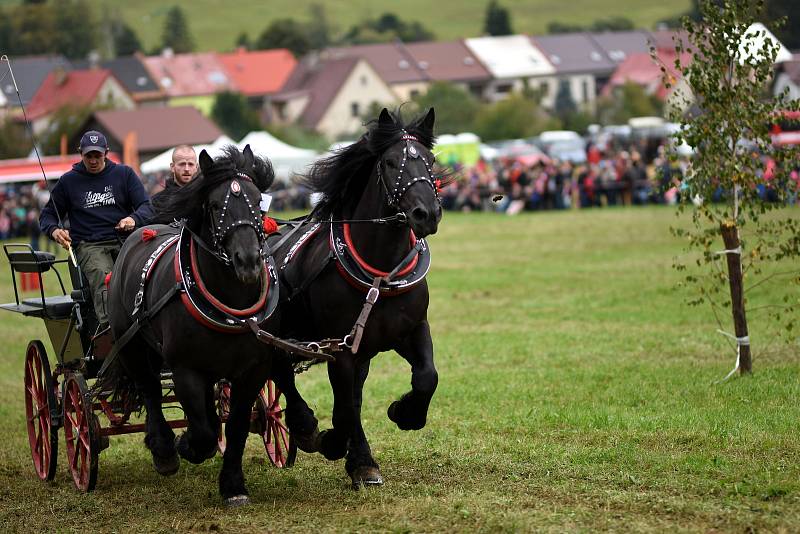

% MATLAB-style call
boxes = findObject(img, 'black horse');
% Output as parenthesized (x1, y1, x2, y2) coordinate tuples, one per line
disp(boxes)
(105, 145, 286, 505)
(272, 108, 443, 488)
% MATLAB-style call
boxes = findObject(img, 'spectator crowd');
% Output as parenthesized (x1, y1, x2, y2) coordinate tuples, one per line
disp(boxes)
(439, 140, 800, 214)
(3, 140, 799, 250)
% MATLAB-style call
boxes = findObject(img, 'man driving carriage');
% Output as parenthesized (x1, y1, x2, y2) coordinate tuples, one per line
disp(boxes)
(39, 130, 153, 329)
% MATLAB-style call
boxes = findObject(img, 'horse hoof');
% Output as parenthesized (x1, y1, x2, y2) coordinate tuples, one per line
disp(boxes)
(319, 430, 347, 461)
(224, 495, 250, 507)
(293, 427, 321, 453)
(350, 466, 384, 490)
(387, 401, 425, 431)
(153, 452, 180, 476)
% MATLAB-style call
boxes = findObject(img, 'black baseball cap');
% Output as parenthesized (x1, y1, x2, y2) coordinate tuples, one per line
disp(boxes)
(79, 130, 108, 155)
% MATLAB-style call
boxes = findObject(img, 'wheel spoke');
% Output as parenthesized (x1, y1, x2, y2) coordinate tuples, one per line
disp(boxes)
(79, 428, 91, 450)
(71, 440, 79, 470)
(278, 427, 290, 452)
(272, 417, 289, 434)
(65, 410, 79, 429)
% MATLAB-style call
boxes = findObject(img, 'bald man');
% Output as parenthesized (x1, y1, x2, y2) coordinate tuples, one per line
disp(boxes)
(169, 144, 197, 187)
(152, 145, 197, 205)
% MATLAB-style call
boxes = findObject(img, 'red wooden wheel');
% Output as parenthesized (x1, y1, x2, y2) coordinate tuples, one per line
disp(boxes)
(216, 381, 231, 455)
(256, 381, 296, 468)
(63, 374, 98, 491)
(23, 340, 58, 481)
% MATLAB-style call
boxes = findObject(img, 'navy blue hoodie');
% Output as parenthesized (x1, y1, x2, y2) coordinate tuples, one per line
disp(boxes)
(39, 159, 153, 244)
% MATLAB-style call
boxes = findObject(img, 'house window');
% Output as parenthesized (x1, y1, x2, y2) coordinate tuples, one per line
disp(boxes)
(582, 79, 590, 103)
(361, 75, 368, 86)
(410, 89, 420, 99)
(540, 81, 549, 97)
(495, 83, 513, 94)
(351, 102, 360, 117)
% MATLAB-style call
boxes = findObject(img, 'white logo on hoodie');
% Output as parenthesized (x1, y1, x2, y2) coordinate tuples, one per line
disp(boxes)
(84, 185, 115, 209)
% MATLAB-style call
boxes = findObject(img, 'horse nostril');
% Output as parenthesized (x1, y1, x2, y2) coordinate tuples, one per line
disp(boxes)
(411, 207, 428, 221)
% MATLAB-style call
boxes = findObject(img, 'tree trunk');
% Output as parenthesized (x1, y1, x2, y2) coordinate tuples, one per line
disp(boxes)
(720, 222, 752, 374)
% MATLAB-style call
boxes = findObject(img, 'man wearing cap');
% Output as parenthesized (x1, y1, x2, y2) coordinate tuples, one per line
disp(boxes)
(40, 130, 152, 329)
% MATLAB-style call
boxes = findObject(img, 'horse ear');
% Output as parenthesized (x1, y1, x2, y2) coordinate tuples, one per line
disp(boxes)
(378, 108, 393, 125)
(421, 107, 435, 135)
(242, 144, 254, 168)
(198, 149, 213, 173)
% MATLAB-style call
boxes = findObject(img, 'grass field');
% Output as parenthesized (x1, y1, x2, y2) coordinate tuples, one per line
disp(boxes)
(0, 206, 798, 532)
(108, 0, 691, 53)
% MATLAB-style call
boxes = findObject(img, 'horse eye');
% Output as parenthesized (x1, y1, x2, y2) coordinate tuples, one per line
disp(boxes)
(385, 158, 399, 170)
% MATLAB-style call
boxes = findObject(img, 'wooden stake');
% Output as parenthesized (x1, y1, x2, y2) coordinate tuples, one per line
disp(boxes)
(720, 221, 752, 374)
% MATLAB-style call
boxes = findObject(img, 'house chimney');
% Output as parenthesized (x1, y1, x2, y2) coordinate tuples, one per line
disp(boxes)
(87, 50, 101, 69)
(54, 67, 68, 86)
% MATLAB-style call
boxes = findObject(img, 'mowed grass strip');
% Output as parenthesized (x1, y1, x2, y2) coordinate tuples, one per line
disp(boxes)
(113, 0, 691, 53)
(0, 206, 797, 532)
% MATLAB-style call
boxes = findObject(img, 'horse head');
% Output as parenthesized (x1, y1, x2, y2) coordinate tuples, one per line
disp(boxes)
(373, 108, 442, 238)
(197, 145, 273, 285)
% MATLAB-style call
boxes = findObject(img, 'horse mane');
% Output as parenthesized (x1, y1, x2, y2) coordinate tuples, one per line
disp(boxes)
(152, 145, 274, 224)
(298, 110, 436, 220)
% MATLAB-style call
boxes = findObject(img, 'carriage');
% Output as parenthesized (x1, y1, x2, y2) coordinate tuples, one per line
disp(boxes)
(0, 243, 296, 492)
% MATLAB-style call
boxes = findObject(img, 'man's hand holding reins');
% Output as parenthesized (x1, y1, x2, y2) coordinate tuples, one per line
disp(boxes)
(51, 228, 72, 250)
(115, 216, 136, 233)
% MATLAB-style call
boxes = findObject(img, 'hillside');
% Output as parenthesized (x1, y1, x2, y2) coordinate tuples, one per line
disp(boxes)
(114, 0, 691, 53)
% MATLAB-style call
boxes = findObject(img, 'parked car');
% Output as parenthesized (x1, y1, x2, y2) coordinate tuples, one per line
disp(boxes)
(535, 130, 586, 163)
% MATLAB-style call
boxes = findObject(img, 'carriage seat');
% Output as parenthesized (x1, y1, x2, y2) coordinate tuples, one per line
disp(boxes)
(21, 295, 76, 318)
(6, 250, 56, 273)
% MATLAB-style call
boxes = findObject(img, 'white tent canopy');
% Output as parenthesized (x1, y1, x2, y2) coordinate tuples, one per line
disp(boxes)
(238, 131, 318, 180)
(140, 135, 236, 174)
(140, 131, 319, 181)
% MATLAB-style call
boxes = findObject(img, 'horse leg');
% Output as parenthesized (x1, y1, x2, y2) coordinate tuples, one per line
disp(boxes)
(388, 320, 438, 430)
(318, 354, 356, 461)
(346, 359, 384, 489)
(172, 368, 218, 464)
(270, 357, 320, 453)
(218, 375, 264, 506)
(120, 345, 178, 475)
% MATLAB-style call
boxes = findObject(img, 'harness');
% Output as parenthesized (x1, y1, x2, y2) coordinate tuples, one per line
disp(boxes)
(175, 225, 277, 333)
(276, 131, 439, 356)
(100, 174, 337, 376)
(376, 132, 440, 208)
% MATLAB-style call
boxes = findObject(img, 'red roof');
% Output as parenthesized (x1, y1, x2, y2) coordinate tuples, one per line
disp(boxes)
(604, 50, 691, 100)
(27, 69, 118, 119)
(218, 48, 297, 96)
(143, 52, 235, 97)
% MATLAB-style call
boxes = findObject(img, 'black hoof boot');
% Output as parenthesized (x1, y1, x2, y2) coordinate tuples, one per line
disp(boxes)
(152, 451, 180, 476)
(388, 399, 426, 431)
(319, 430, 348, 461)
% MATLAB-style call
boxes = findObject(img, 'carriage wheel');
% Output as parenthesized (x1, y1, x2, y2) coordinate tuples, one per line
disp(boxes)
(24, 340, 58, 481)
(216, 381, 232, 455)
(256, 381, 296, 468)
(63, 374, 98, 492)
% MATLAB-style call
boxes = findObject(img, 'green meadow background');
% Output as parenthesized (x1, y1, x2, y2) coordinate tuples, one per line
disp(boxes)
(0, 206, 797, 532)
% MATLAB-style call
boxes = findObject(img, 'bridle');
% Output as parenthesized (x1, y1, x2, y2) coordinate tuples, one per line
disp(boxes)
(200, 170, 266, 266)
(375, 132, 440, 211)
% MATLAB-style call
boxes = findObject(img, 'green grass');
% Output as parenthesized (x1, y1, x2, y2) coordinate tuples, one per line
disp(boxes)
(109, 0, 690, 53)
(0, 206, 798, 532)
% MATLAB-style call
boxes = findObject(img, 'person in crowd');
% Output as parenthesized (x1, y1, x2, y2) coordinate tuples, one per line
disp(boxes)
(39, 130, 152, 329)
